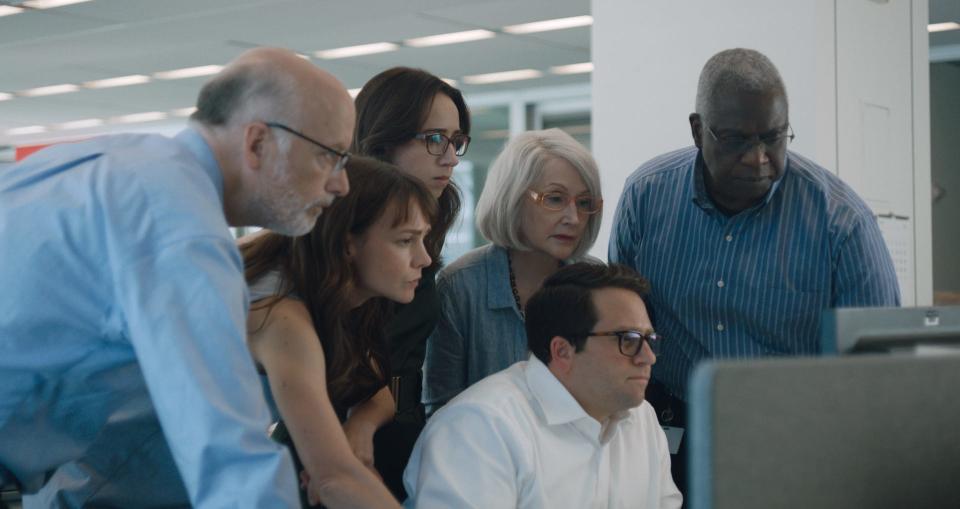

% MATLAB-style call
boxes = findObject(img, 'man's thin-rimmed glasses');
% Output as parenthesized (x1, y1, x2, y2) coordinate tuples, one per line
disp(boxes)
(528, 190, 602, 215)
(705, 124, 795, 155)
(265, 122, 350, 174)
(414, 131, 471, 157)
(587, 330, 661, 356)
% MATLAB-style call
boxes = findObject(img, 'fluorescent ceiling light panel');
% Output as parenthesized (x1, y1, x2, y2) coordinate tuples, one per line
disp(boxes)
(405, 29, 495, 48)
(83, 74, 151, 89)
(0, 6, 24, 16)
(57, 118, 104, 130)
(6, 125, 47, 135)
(19, 83, 80, 97)
(170, 107, 197, 117)
(112, 112, 168, 124)
(0, 92, 14, 101)
(550, 62, 593, 75)
(441, 78, 458, 87)
(315, 42, 398, 59)
(347, 88, 362, 98)
(22, 0, 93, 8)
(503, 15, 593, 34)
(153, 65, 223, 80)
(928, 22, 960, 33)
(462, 69, 543, 85)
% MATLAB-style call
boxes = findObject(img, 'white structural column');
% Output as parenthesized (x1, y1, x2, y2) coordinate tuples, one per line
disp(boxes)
(591, 0, 931, 305)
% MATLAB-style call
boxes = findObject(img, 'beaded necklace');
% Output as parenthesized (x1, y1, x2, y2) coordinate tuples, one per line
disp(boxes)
(507, 251, 525, 320)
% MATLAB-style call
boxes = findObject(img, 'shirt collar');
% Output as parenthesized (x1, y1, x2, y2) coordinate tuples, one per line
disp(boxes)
(691, 149, 788, 213)
(690, 151, 712, 209)
(523, 356, 638, 444)
(524, 355, 589, 426)
(603, 408, 638, 442)
(175, 126, 224, 204)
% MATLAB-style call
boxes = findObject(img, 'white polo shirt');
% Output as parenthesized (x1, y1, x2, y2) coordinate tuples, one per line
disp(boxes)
(404, 356, 682, 509)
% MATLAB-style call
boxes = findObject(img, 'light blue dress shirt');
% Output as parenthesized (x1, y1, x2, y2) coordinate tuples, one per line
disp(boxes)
(609, 147, 900, 400)
(0, 129, 299, 507)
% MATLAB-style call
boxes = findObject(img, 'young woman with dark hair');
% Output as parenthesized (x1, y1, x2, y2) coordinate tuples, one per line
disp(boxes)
(240, 156, 436, 509)
(351, 66, 471, 496)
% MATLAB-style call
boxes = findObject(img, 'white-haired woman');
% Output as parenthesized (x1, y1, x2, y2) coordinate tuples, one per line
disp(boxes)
(423, 128, 603, 413)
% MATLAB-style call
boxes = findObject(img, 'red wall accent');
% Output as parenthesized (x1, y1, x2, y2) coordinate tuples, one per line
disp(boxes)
(15, 144, 52, 161)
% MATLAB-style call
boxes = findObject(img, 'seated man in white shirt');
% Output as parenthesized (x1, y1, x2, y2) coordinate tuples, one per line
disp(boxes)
(403, 263, 682, 509)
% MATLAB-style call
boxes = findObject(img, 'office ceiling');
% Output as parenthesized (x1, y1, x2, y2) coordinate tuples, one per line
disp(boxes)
(931, 0, 960, 60)
(0, 0, 957, 146)
(0, 0, 592, 145)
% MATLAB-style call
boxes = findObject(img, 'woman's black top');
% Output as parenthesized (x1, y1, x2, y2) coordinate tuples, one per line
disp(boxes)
(374, 263, 441, 498)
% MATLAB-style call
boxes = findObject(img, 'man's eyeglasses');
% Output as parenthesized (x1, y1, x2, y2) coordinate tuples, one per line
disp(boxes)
(265, 122, 350, 174)
(587, 330, 661, 357)
(414, 131, 471, 157)
(705, 124, 795, 155)
(528, 190, 602, 215)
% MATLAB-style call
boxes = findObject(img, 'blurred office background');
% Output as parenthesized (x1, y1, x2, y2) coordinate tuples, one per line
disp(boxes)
(0, 0, 955, 300)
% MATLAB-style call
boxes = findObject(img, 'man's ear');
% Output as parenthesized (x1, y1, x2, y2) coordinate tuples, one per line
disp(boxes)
(243, 122, 270, 171)
(689, 113, 703, 149)
(549, 335, 575, 373)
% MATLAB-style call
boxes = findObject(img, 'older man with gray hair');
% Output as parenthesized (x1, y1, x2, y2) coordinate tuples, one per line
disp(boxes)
(0, 47, 355, 507)
(608, 48, 899, 495)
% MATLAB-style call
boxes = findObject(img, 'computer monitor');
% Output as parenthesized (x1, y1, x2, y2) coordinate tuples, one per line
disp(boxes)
(688, 355, 960, 509)
(820, 305, 960, 354)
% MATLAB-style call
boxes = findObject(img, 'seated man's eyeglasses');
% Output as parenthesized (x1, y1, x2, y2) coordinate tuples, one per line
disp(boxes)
(265, 122, 351, 174)
(705, 124, 795, 155)
(528, 190, 603, 215)
(414, 131, 471, 157)
(585, 330, 662, 356)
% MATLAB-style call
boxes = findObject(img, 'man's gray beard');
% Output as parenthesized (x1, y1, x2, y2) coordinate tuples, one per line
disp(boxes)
(252, 166, 316, 236)
(259, 196, 315, 236)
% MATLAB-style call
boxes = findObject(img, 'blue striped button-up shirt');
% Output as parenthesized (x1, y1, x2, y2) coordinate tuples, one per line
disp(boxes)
(609, 147, 899, 399)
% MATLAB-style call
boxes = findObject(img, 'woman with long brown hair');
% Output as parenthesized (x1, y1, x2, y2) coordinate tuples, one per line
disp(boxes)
(240, 156, 436, 508)
(351, 66, 471, 497)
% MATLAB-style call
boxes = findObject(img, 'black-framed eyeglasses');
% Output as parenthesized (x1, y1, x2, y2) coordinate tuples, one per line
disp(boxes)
(587, 330, 661, 356)
(705, 124, 795, 155)
(413, 131, 471, 157)
(528, 190, 602, 215)
(265, 122, 350, 174)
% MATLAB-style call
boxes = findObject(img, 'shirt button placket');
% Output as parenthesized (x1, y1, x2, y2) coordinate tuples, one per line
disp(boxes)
(714, 224, 733, 332)
(714, 229, 731, 335)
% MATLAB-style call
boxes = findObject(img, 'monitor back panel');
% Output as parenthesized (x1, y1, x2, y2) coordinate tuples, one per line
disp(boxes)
(820, 305, 960, 354)
(688, 355, 960, 509)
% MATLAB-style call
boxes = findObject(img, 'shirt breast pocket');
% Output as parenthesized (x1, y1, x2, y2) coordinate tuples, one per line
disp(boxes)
(743, 286, 829, 354)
